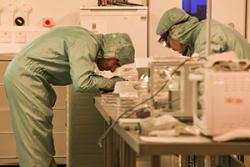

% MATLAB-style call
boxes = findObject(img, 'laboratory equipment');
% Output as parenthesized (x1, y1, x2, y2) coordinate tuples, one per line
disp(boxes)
(101, 81, 140, 117)
(98, 0, 144, 6)
(138, 114, 200, 136)
(149, 57, 202, 118)
(134, 80, 151, 108)
(138, 114, 181, 135)
(190, 52, 250, 141)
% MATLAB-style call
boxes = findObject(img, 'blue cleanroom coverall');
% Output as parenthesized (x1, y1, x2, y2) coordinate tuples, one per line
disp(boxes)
(3, 26, 135, 167)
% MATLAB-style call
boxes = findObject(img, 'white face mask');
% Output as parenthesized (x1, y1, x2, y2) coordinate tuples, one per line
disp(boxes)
(160, 36, 170, 48)
(162, 41, 168, 47)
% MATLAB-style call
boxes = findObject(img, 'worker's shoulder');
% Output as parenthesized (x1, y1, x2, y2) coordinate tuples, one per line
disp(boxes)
(50, 26, 90, 35)
(42, 26, 96, 44)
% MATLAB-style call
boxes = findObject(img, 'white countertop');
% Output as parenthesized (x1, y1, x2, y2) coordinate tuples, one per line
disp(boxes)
(0, 53, 15, 60)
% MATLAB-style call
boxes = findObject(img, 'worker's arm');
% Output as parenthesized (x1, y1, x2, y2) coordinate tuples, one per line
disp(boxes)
(67, 39, 113, 92)
(194, 30, 228, 57)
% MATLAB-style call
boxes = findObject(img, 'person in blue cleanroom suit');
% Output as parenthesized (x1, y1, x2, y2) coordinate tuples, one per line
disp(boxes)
(3, 26, 135, 167)
(156, 7, 250, 59)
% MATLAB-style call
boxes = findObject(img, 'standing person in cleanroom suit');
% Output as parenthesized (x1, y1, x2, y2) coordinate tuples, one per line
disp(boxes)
(156, 7, 250, 58)
(3, 26, 135, 167)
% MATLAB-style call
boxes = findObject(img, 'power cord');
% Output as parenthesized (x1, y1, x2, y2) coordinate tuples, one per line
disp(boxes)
(97, 57, 192, 147)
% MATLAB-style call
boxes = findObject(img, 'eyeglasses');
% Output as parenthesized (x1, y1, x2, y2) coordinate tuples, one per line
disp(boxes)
(158, 36, 170, 48)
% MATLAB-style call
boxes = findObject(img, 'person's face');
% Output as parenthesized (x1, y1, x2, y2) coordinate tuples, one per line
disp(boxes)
(96, 58, 121, 72)
(161, 37, 187, 55)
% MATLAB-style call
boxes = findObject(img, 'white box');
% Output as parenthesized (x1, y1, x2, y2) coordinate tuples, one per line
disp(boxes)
(192, 70, 250, 141)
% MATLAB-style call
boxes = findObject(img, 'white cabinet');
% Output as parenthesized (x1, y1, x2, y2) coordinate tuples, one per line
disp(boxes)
(80, 6, 148, 67)
(0, 57, 17, 164)
(0, 54, 67, 165)
(52, 86, 67, 164)
(67, 88, 104, 167)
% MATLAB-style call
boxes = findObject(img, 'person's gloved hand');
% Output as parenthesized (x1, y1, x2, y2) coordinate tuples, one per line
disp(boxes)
(110, 76, 127, 84)
(99, 88, 114, 93)
(99, 76, 126, 93)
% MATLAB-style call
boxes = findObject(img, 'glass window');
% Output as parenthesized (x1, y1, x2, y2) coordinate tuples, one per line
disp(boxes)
(182, 0, 207, 20)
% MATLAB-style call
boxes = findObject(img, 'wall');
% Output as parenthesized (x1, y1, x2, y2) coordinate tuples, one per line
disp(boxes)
(212, 0, 246, 36)
(248, 0, 250, 42)
(0, 0, 147, 27)
(0, 0, 86, 27)
(148, 0, 182, 59)
(1, 0, 249, 51)
(0, 0, 184, 59)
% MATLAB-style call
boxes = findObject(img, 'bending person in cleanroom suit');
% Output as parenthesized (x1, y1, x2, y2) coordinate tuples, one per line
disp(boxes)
(156, 7, 250, 58)
(3, 26, 135, 167)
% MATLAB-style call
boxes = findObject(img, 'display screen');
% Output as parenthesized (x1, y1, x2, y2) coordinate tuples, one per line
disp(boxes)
(182, 0, 207, 20)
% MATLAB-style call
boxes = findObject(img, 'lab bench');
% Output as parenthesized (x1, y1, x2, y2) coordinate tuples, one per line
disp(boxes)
(94, 96, 250, 167)
(0, 54, 67, 165)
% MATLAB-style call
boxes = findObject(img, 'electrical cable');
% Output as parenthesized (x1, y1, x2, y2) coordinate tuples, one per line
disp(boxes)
(97, 57, 193, 147)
